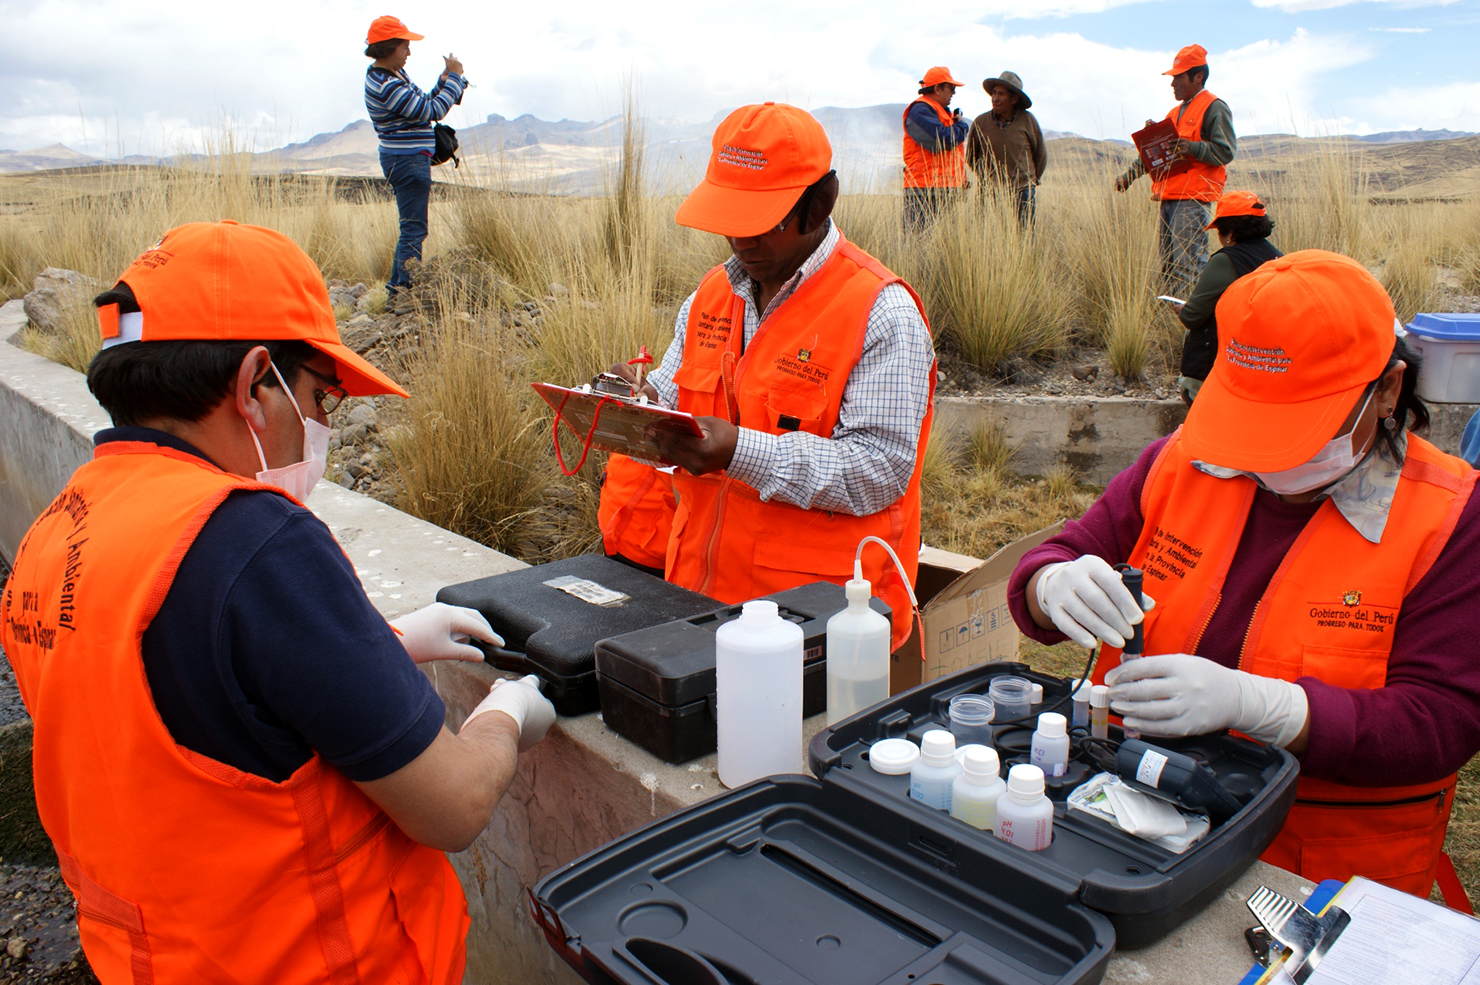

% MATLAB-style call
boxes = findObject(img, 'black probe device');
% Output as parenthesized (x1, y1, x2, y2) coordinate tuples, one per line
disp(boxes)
(1115, 739, 1247, 823)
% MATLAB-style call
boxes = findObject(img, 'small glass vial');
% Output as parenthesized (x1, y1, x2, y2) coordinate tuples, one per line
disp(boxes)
(1090, 684, 1111, 739)
(950, 747, 1006, 831)
(1029, 682, 1044, 715)
(1030, 712, 1070, 777)
(1071, 680, 1091, 729)
(997, 764, 1054, 850)
(909, 730, 961, 812)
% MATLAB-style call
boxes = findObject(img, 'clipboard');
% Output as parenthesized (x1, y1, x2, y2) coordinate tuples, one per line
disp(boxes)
(532, 382, 703, 468)
(1132, 118, 1193, 181)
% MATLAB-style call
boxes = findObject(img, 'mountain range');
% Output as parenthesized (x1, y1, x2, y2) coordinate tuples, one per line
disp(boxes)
(2, 109, 1476, 197)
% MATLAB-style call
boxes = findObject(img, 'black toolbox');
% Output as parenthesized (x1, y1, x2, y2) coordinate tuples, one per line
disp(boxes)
(435, 556, 719, 716)
(531, 662, 1298, 983)
(594, 581, 890, 764)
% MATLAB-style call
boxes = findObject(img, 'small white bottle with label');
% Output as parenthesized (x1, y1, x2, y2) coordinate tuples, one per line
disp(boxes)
(909, 730, 961, 812)
(1030, 712, 1070, 778)
(950, 747, 1006, 831)
(997, 763, 1054, 850)
(1071, 680, 1092, 729)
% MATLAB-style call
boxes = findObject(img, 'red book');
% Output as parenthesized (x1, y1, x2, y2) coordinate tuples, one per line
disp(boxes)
(1132, 119, 1193, 180)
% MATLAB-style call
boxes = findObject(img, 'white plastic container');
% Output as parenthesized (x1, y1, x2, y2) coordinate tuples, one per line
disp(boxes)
(997, 764, 1054, 850)
(826, 573, 891, 724)
(1029, 682, 1044, 714)
(1407, 313, 1480, 403)
(950, 747, 1006, 831)
(1071, 680, 1091, 729)
(1031, 713, 1070, 777)
(1090, 684, 1111, 739)
(909, 730, 961, 811)
(868, 738, 919, 776)
(716, 599, 804, 788)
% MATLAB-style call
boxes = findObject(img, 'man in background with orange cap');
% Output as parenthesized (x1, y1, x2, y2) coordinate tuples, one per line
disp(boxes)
(902, 67, 972, 229)
(613, 103, 936, 652)
(363, 15, 467, 299)
(0, 220, 554, 982)
(1008, 250, 1480, 906)
(1115, 44, 1236, 295)
(1173, 190, 1282, 403)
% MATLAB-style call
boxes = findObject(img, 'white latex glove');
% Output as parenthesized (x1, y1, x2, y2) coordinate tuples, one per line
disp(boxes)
(463, 674, 555, 751)
(390, 602, 502, 664)
(1106, 653, 1309, 747)
(1034, 556, 1155, 649)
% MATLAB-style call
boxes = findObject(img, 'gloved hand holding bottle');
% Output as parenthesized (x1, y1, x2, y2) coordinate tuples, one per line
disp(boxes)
(1106, 653, 1309, 749)
(390, 602, 502, 663)
(464, 674, 556, 751)
(1028, 555, 1155, 649)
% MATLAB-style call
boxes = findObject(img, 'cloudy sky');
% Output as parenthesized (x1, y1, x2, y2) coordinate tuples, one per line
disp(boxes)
(3, 0, 1477, 155)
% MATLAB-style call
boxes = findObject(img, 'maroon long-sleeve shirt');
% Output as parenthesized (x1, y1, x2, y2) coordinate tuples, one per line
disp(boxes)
(1007, 435, 1480, 788)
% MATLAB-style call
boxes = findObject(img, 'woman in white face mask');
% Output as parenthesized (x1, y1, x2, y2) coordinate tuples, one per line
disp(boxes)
(1007, 249, 1480, 906)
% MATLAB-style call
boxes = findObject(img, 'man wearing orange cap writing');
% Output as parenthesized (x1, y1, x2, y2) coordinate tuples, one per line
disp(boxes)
(902, 67, 972, 229)
(1115, 44, 1236, 295)
(0, 221, 554, 982)
(614, 103, 936, 652)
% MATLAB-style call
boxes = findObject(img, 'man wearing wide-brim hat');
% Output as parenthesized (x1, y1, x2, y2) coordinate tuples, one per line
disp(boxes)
(966, 70, 1047, 225)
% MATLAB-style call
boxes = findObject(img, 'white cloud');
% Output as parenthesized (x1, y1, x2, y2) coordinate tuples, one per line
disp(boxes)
(1251, 0, 1459, 10)
(1368, 26, 1431, 31)
(1342, 79, 1480, 131)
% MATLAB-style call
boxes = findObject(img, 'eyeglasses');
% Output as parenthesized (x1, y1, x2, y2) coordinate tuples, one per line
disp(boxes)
(771, 170, 838, 233)
(302, 366, 349, 414)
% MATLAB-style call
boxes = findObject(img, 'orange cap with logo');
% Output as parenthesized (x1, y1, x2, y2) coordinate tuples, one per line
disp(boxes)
(1204, 190, 1268, 229)
(674, 103, 833, 238)
(920, 66, 964, 88)
(1181, 250, 1397, 472)
(1163, 44, 1208, 76)
(366, 15, 424, 45)
(96, 221, 410, 398)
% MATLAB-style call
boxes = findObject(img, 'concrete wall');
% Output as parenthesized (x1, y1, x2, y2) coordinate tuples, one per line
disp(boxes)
(936, 392, 1479, 485)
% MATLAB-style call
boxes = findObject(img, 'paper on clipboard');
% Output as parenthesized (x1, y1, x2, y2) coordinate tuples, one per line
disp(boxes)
(532, 382, 703, 467)
(1254, 876, 1480, 984)
(1132, 118, 1193, 181)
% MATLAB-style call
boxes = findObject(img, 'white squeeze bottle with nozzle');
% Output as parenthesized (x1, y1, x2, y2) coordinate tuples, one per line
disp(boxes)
(826, 562, 892, 724)
(950, 746, 1007, 831)
(716, 600, 804, 788)
(997, 764, 1054, 850)
(910, 730, 961, 811)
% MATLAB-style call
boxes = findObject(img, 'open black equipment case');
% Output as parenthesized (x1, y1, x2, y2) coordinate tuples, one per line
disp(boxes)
(531, 662, 1299, 985)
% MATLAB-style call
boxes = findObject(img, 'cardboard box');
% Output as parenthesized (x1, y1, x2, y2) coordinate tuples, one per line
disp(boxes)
(890, 522, 1064, 694)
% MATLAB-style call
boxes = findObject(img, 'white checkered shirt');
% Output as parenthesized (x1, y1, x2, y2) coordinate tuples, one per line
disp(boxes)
(646, 222, 936, 516)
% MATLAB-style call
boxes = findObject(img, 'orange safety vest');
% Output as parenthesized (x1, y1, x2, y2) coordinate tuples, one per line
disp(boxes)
(1151, 89, 1227, 203)
(1093, 431, 1476, 896)
(665, 236, 935, 650)
(902, 97, 967, 190)
(598, 453, 676, 571)
(0, 441, 469, 985)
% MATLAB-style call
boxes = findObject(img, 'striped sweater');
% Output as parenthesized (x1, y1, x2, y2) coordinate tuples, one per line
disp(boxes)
(364, 67, 466, 154)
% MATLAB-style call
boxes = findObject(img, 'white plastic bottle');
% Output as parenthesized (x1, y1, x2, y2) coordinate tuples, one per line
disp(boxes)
(997, 764, 1054, 850)
(716, 599, 804, 788)
(1031, 712, 1070, 778)
(1090, 684, 1111, 739)
(826, 568, 891, 724)
(910, 730, 961, 811)
(950, 747, 1007, 831)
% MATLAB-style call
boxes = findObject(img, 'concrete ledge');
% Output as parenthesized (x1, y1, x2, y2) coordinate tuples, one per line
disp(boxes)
(936, 392, 1478, 485)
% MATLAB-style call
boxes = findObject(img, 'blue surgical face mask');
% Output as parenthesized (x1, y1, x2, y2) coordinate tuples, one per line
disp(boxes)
(1252, 388, 1375, 496)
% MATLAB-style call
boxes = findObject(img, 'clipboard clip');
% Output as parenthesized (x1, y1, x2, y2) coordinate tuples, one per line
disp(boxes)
(1247, 885, 1350, 984)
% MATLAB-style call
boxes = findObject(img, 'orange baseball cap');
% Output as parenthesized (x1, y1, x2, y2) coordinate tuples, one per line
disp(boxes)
(1205, 190, 1268, 229)
(674, 103, 833, 238)
(1181, 250, 1396, 472)
(366, 15, 424, 45)
(97, 221, 409, 398)
(920, 66, 964, 88)
(1163, 44, 1208, 76)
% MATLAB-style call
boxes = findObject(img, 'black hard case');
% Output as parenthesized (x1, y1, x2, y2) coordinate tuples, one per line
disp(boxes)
(531, 663, 1297, 984)
(594, 582, 890, 764)
(435, 556, 719, 716)
(808, 663, 1300, 949)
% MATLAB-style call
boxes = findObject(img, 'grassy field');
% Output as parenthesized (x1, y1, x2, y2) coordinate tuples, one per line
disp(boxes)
(4, 128, 1480, 903)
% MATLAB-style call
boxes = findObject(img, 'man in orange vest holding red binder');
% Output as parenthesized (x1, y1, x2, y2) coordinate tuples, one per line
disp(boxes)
(610, 103, 936, 651)
(1115, 44, 1237, 295)
(1, 221, 555, 983)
